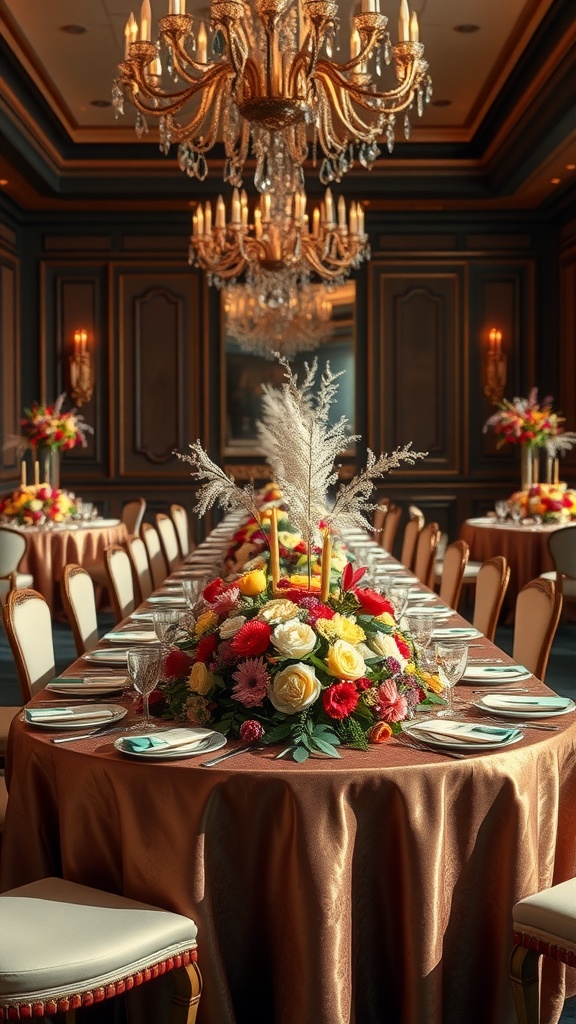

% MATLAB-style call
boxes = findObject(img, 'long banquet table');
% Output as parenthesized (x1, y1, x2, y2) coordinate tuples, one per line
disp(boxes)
(3, 537, 576, 1024)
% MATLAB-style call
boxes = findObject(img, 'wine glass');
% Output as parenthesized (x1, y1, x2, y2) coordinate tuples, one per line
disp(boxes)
(182, 576, 207, 612)
(386, 583, 411, 622)
(495, 500, 509, 522)
(406, 612, 435, 658)
(153, 609, 181, 649)
(435, 642, 469, 717)
(510, 505, 522, 525)
(126, 646, 164, 732)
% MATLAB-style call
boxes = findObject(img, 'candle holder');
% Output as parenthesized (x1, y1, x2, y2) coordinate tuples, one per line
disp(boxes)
(69, 329, 94, 407)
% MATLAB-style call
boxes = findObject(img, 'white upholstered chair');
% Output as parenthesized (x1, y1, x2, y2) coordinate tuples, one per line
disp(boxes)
(512, 578, 563, 682)
(0, 876, 201, 1023)
(472, 555, 510, 642)
(156, 513, 182, 573)
(2, 589, 55, 702)
(0, 527, 34, 605)
(60, 564, 99, 656)
(122, 496, 146, 536)
(104, 545, 136, 623)
(540, 525, 576, 611)
(510, 876, 576, 1024)
(141, 523, 169, 590)
(170, 503, 193, 559)
(128, 534, 154, 603)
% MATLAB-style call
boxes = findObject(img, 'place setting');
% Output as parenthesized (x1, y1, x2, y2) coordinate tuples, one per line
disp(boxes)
(472, 693, 576, 720)
(401, 717, 524, 754)
(23, 703, 127, 731)
(114, 727, 227, 761)
(45, 675, 131, 697)
(462, 662, 533, 684)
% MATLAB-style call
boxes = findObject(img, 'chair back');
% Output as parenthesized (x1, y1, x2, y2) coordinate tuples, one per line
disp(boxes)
(400, 517, 422, 570)
(141, 523, 168, 589)
(170, 503, 192, 559)
(413, 522, 440, 588)
(408, 505, 425, 527)
(156, 513, 181, 572)
(472, 556, 510, 642)
(372, 497, 390, 536)
(0, 527, 28, 603)
(513, 578, 563, 681)
(104, 545, 136, 623)
(3, 589, 55, 701)
(380, 504, 402, 554)
(60, 565, 99, 656)
(438, 540, 469, 610)
(128, 535, 154, 603)
(121, 498, 146, 537)
(548, 527, 576, 596)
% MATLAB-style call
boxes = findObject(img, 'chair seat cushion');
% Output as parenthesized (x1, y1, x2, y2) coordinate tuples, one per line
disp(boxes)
(0, 878, 197, 1003)
(513, 877, 576, 951)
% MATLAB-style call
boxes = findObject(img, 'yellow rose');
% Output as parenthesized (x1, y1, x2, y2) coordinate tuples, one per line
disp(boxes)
(271, 619, 317, 657)
(375, 612, 396, 627)
(325, 639, 366, 680)
(188, 662, 216, 694)
(258, 598, 299, 624)
(238, 569, 267, 596)
(330, 551, 348, 571)
(288, 574, 321, 591)
(422, 671, 444, 695)
(29, 499, 43, 512)
(330, 613, 366, 645)
(195, 610, 219, 637)
(277, 531, 303, 550)
(268, 663, 321, 714)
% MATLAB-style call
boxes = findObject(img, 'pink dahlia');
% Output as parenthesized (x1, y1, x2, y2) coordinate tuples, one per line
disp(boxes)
(376, 679, 408, 723)
(231, 657, 270, 707)
(211, 585, 240, 615)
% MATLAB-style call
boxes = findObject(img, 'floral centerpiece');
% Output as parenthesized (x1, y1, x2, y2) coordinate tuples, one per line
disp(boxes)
(508, 483, 576, 523)
(21, 394, 92, 451)
(0, 483, 80, 526)
(159, 561, 443, 761)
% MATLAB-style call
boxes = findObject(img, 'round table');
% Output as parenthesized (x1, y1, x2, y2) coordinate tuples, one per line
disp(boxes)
(16, 519, 128, 611)
(3, 673, 576, 1024)
(459, 517, 571, 621)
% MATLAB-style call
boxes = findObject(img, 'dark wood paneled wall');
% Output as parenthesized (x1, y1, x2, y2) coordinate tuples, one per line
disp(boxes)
(0, 205, 570, 547)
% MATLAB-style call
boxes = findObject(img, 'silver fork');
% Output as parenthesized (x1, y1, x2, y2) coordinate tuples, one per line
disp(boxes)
(397, 735, 467, 760)
(468, 715, 559, 733)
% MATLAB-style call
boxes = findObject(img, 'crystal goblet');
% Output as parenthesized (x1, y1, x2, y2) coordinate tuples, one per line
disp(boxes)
(126, 646, 164, 732)
(435, 642, 469, 717)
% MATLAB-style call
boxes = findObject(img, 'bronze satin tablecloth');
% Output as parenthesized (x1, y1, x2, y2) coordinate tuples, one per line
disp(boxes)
(18, 520, 128, 611)
(3, 702, 576, 1024)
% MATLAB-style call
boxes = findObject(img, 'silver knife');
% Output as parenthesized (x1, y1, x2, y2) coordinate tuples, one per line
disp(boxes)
(200, 743, 256, 767)
(52, 725, 124, 744)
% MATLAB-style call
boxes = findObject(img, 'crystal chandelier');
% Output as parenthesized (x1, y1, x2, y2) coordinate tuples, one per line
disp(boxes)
(189, 184, 368, 286)
(224, 276, 332, 359)
(113, 0, 432, 188)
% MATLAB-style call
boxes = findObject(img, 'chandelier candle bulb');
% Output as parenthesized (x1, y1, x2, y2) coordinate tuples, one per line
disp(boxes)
(312, 207, 320, 237)
(325, 189, 335, 226)
(204, 202, 212, 234)
(216, 196, 226, 229)
(398, 0, 410, 41)
(197, 21, 207, 63)
(124, 19, 131, 58)
(262, 194, 271, 222)
(231, 189, 241, 225)
(338, 196, 347, 230)
(128, 12, 138, 45)
(254, 208, 263, 238)
(168, 0, 181, 12)
(140, 0, 151, 41)
(196, 204, 204, 235)
(349, 203, 358, 235)
(350, 28, 361, 60)
(409, 11, 419, 42)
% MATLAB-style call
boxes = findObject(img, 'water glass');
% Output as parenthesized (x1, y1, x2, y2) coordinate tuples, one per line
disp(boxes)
(495, 500, 509, 522)
(153, 609, 181, 647)
(435, 642, 468, 717)
(182, 576, 207, 611)
(126, 646, 164, 731)
(386, 583, 411, 621)
(406, 612, 434, 655)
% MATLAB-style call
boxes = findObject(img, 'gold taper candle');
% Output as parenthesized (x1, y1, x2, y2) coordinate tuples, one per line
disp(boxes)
(320, 530, 332, 601)
(21, 460, 26, 488)
(34, 461, 39, 487)
(269, 507, 281, 590)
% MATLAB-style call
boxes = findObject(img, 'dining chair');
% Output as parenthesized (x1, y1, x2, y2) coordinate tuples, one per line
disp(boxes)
(170, 503, 194, 559)
(0, 775, 7, 855)
(510, 875, 576, 1024)
(141, 523, 169, 589)
(60, 564, 99, 656)
(540, 526, 576, 612)
(103, 545, 136, 623)
(434, 531, 482, 594)
(413, 522, 440, 589)
(128, 534, 154, 603)
(380, 504, 402, 554)
(437, 539, 469, 610)
(156, 513, 182, 573)
(121, 496, 146, 537)
(400, 516, 423, 571)
(0, 527, 34, 605)
(472, 555, 510, 642)
(2, 589, 56, 701)
(512, 578, 563, 682)
(0, 876, 201, 1023)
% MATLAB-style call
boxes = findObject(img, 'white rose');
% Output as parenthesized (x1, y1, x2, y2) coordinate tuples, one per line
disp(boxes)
(271, 619, 317, 658)
(258, 599, 299, 624)
(29, 499, 43, 512)
(268, 663, 321, 714)
(277, 531, 303, 550)
(219, 615, 246, 639)
(369, 632, 408, 667)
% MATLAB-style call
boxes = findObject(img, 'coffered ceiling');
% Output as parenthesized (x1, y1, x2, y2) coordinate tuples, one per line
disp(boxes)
(0, 0, 575, 212)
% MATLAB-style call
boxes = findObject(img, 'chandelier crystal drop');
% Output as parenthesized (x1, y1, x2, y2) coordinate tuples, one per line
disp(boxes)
(224, 275, 333, 359)
(189, 184, 369, 287)
(113, 0, 432, 188)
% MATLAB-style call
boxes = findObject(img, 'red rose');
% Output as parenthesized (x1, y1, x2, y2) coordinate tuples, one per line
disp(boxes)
(164, 649, 194, 678)
(203, 577, 226, 603)
(230, 620, 272, 657)
(196, 633, 218, 664)
(393, 633, 411, 660)
(322, 681, 359, 720)
(239, 720, 265, 742)
(356, 676, 372, 691)
(353, 587, 392, 616)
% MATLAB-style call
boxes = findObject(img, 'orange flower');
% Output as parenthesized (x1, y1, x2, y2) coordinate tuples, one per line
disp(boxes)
(368, 722, 393, 744)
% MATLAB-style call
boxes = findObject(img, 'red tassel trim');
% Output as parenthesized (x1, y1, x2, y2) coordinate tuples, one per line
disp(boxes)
(513, 930, 576, 966)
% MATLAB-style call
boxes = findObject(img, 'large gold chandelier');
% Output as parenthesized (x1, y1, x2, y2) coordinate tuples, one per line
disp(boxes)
(113, 0, 431, 187)
(189, 184, 368, 286)
(224, 278, 332, 359)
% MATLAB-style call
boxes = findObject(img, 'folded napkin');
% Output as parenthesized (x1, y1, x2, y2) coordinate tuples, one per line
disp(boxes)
(480, 695, 572, 713)
(25, 707, 115, 724)
(104, 630, 157, 643)
(48, 676, 129, 690)
(120, 728, 212, 754)
(411, 720, 520, 745)
(462, 664, 530, 681)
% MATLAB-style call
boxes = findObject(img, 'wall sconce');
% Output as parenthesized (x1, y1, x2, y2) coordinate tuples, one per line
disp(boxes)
(482, 327, 507, 405)
(69, 329, 94, 406)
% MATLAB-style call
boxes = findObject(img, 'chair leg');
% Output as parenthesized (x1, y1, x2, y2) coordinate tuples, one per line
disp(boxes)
(170, 962, 202, 1024)
(510, 943, 540, 1024)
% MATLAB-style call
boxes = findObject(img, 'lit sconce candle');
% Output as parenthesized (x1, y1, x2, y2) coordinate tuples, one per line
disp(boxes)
(398, 0, 410, 41)
(231, 188, 241, 225)
(303, 212, 309, 233)
(215, 195, 226, 228)
(324, 188, 335, 227)
(204, 201, 212, 235)
(489, 328, 502, 353)
(197, 21, 207, 63)
(129, 12, 138, 44)
(409, 10, 419, 42)
(241, 190, 249, 229)
(196, 204, 204, 235)
(140, 0, 152, 41)
(192, 213, 198, 236)
(338, 195, 347, 229)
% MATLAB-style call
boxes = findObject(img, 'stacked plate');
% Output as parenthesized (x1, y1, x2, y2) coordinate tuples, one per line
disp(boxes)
(462, 663, 532, 684)
(114, 727, 226, 760)
(46, 676, 130, 696)
(473, 694, 575, 719)
(402, 717, 523, 752)
(25, 705, 127, 729)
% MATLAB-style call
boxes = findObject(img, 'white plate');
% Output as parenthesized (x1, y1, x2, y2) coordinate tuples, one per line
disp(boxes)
(46, 677, 130, 696)
(79, 518, 121, 529)
(407, 605, 453, 617)
(406, 592, 437, 603)
(129, 611, 155, 622)
(114, 729, 226, 760)
(82, 649, 131, 665)
(147, 595, 187, 605)
(25, 704, 127, 730)
(403, 719, 523, 752)
(432, 627, 483, 641)
(466, 517, 494, 527)
(473, 696, 576, 719)
(462, 664, 532, 683)
(104, 630, 158, 643)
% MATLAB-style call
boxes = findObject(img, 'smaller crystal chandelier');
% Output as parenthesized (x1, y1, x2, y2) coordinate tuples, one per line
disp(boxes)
(224, 276, 333, 359)
(189, 187, 368, 287)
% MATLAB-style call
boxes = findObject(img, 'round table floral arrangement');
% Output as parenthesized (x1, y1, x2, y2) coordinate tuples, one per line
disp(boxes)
(508, 482, 576, 523)
(0, 483, 80, 527)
